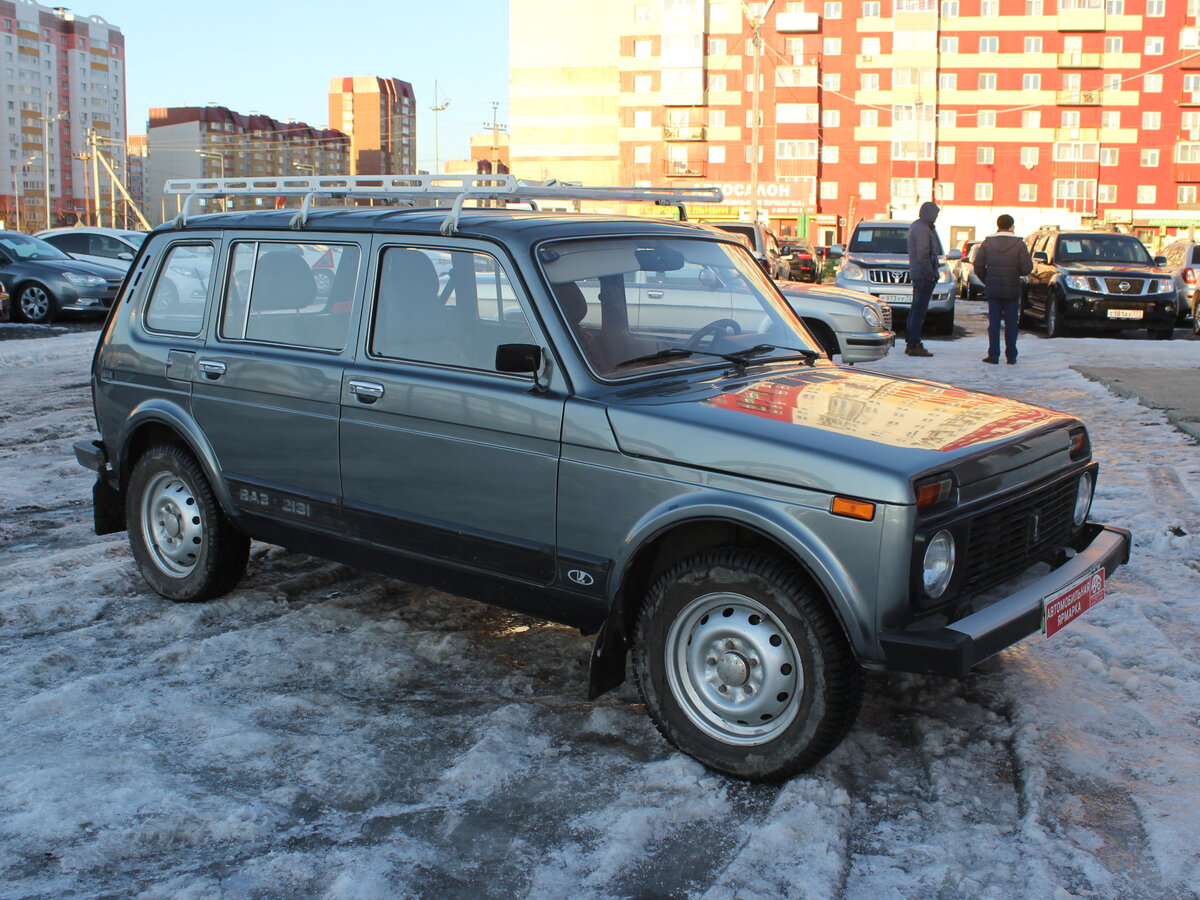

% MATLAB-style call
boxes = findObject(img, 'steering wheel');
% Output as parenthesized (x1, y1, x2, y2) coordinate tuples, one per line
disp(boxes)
(686, 318, 742, 349)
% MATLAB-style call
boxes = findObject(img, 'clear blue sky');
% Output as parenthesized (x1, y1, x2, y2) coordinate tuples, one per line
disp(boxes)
(87, 0, 510, 172)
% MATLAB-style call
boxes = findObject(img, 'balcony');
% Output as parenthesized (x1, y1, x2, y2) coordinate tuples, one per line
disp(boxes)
(1056, 9, 1106, 30)
(663, 160, 706, 177)
(1056, 89, 1102, 105)
(664, 124, 707, 141)
(1174, 161, 1200, 182)
(775, 11, 819, 32)
(1057, 52, 1102, 68)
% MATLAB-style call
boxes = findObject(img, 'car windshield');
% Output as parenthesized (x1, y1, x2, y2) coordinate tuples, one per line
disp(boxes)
(0, 233, 71, 261)
(538, 235, 820, 378)
(848, 226, 908, 254)
(1055, 235, 1153, 264)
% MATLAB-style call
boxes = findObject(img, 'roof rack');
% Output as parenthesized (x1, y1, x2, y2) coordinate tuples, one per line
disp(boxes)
(163, 174, 724, 234)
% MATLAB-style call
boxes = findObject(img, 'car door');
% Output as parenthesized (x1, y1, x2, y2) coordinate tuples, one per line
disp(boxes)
(188, 236, 364, 527)
(1025, 234, 1055, 316)
(339, 239, 564, 585)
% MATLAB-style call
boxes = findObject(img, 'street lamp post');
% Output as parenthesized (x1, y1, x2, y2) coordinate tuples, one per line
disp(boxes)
(196, 150, 227, 211)
(292, 162, 317, 175)
(745, 0, 777, 225)
(40, 96, 66, 230)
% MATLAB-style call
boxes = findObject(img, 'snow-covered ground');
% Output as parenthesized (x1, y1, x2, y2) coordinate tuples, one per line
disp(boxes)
(1, 310, 1198, 900)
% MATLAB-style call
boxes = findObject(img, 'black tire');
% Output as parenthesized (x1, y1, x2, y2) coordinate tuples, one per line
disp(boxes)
(931, 311, 955, 336)
(633, 548, 862, 781)
(15, 282, 58, 324)
(1045, 296, 1067, 338)
(126, 443, 249, 602)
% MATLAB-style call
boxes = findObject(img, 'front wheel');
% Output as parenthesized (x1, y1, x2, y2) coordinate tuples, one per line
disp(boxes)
(16, 283, 58, 324)
(1045, 296, 1067, 338)
(126, 443, 249, 601)
(633, 548, 862, 781)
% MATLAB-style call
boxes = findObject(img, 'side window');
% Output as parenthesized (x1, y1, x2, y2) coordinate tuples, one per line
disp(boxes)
(47, 232, 88, 256)
(1191, 246, 1200, 266)
(91, 234, 132, 260)
(220, 241, 358, 351)
(371, 246, 535, 370)
(144, 243, 214, 336)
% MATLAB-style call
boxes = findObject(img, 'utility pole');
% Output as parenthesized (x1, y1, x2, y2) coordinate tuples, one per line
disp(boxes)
(429, 81, 451, 175)
(745, 0, 776, 225)
(483, 101, 507, 175)
(91, 130, 102, 228)
(42, 93, 66, 230)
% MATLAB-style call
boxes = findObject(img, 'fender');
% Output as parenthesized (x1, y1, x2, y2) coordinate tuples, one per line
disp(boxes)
(587, 488, 881, 698)
(116, 397, 239, 517)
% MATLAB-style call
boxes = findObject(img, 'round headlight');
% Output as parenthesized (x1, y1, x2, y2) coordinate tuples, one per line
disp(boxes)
(1073, 471, 1094, 526)
(862, 305, 883, 328)
(923, 530, 956, 599)
(841, 261, 866, 281)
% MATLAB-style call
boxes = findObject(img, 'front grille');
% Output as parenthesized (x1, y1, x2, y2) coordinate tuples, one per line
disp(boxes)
(959, 476, 1078, 595)
(1101, 277, 1147, 294)
(868, 268, 911, 285)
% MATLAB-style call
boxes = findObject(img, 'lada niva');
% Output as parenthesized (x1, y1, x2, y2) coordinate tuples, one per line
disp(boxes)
(75, 176, 1131, 780)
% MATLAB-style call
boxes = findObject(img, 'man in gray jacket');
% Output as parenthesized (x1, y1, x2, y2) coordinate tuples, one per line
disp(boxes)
(973, 214, 1034, 365)
(905, 201, 942, 357)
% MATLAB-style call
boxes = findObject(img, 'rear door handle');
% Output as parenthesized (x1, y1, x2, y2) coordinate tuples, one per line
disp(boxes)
(197, 359, 227, 378)
(349, 380, 385, 402)
(647, 290, 665, 299)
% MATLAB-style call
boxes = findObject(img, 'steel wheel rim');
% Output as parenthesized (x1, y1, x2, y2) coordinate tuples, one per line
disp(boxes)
(20, 287, 49, 321)
(665, 592, 802, 746)
(141, 471, 205, 577)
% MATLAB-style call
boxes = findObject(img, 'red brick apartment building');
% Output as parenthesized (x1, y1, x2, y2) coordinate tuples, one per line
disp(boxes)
(510, 0, 1200, 248)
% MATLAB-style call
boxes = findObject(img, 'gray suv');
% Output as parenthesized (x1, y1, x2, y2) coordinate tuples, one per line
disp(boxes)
(834, 220, 960, 334)
(76, 177, 1130, 781)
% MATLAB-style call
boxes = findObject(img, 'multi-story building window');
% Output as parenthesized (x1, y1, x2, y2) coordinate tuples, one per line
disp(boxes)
(861, 108, 879, 126)
(823, 37, 841, 55)
(1023, 110, 1042, 128)
(939, 72, 957, 90)
(710, 110, 725, 127)
(860, 181, 877, 199)
(979, 110, 997, 127)
(1142, 149, 1160, 166)
(1101, 111, 1120, 129)
(975, 182, 993, 200)
(1104, 36, 1122, 53)
(822, 109, 840, 127)
(862, 73, 880, 90)
(863, 1, 881, 15)
(1138, 185, 1157, 203)
(1023, 74, 1042, 90)
(1025, 36, 1043, 52)
(821, 145, 839, 163)
(939, 109, 957, 127)
(820, 181, 838, 199)
(1145, 36, 1164, 54)
(980, 73, 997, 90)
(784, 37, 804, 55)
(1105, 0, 1123, 12)
(980, 36, 999, 53)
(861, 146, 878, 163)
(709, 74, 727, 91)
(1055, 142, 1099, 161)
(1143, 111, 1162, 129)
(777, 66, 817, 86)
(822, 73, 841, 91)
(633, 145, 651, 163)
(776, 139, 818, 159)
(634, 75, 652, 92)
(891, 177, 919, 199)
(634, 109, 652, 127)
(1020, 183, 1038, 201)
(937, 145, 956, 163)
(1180, 185, 1198, 204)
(708, 38, 725, 55)
(824, 1, 842, 17)
(941, 0, 959, 15)
(981, 0, 999, 13)
(936, 182, 956, 201)
(1100, 147, 1119, 165)
(940, 36, 959, 53)
(1098, 184, 1117, 202)
(978, 146, 995, 163)
(1177, 142, 1200, 162)
(1053, 179, 1096, 201)
(1147, 0, 1165, 14)
(1103, 73, 1122, 92)
(1026, 0, 1043, 12)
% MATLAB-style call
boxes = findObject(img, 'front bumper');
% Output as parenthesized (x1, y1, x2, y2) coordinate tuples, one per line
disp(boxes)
(1060, 292, 1176, 328)
(837, 280, 956, 312)
(839, 328, 896, 363)
(878, 522, 1131, 677)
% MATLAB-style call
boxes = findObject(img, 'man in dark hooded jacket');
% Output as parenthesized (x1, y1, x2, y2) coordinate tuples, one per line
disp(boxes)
(973, 213, 1034, 365)
(905, 201, 942, 357)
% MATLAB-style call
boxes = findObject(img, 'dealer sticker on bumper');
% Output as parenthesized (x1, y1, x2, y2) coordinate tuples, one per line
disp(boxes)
(1042, 566, 1106, 638)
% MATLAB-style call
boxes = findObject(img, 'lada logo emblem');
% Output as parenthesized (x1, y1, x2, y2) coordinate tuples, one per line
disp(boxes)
(567, 569, 595, 586)
(1118, 281, 1131, 292)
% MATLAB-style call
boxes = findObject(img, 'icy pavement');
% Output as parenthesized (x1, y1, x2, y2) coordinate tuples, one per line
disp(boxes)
(1, 315, 1198, 900)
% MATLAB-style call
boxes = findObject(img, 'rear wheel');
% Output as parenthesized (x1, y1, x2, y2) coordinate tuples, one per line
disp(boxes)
(633, 548, 862, 781)
(126, 443, 249, 602)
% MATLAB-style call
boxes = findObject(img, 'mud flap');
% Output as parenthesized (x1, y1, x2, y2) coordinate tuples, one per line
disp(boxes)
(93, 479, 126, 535)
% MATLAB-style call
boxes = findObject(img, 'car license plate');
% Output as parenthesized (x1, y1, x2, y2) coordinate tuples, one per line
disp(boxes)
(1042, 567, 1106, 638)
(1106, 308, 1143, 319)
(880, 294, 911, 304)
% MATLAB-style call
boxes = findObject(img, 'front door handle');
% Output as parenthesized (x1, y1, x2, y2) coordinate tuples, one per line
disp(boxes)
(647, 290, 665, 299)
(349, 380, 385, 402)
(197, 359, 227, 378)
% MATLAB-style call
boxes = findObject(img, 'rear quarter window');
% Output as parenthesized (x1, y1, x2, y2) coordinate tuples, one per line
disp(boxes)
(144, 242, 215, 336)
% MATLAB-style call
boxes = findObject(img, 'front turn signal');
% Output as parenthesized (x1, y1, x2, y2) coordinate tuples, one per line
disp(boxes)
(831, 496, 876, 521)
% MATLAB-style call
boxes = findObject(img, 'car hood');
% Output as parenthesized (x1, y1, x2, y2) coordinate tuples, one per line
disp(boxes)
(1059, 262, 1170, 277)
(777, 281, 880, 310)
(607, 366, 1076, 504)
(13, 257, 124, 278)
(844, 253, 908, 267)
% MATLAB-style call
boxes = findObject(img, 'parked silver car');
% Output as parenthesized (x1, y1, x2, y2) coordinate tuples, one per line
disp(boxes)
(75, 176, 1129, 781)
(833, 220, 960, 335)
(777, 281, 893, 363)
(1159, 239, 1198, 327)
(35, 226, 146, 272)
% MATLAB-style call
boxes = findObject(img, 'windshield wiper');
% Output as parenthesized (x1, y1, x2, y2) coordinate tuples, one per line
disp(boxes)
(613, 343, 820, 374)
(726, 343, 821, 367)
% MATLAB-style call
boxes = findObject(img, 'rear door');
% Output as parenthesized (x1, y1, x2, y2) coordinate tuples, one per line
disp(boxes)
(339, 238, 564, 585)
(189, 235, 364, 528)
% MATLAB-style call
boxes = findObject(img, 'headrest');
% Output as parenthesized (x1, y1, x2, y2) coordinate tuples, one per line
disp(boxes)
(383, 248, 440, 301)
(553, 281, 587, 325)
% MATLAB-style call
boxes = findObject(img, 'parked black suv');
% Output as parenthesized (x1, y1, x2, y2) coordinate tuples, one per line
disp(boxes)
(1023, 228, 1177, 339)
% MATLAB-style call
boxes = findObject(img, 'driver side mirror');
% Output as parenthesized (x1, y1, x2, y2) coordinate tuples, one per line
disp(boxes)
(829, 245, 844, 258)
(946, 249, 962, 261)
(495, 343, 542, 374)
(118, 252, 134, 261)
(1033, 251, 1048, 264)
(1155, 255, 1167, 267)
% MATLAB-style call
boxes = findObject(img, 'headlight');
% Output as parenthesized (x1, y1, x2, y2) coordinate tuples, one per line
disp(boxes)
(922, 530, 956, 599)
(1073, 472, 1094, 526)
(841, 261, 866, 281)
(1064, 274, 1091, 291)
(64, 272, 106, 288)
(862, 305, 883, 328)
(937, 266, 954, 284)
